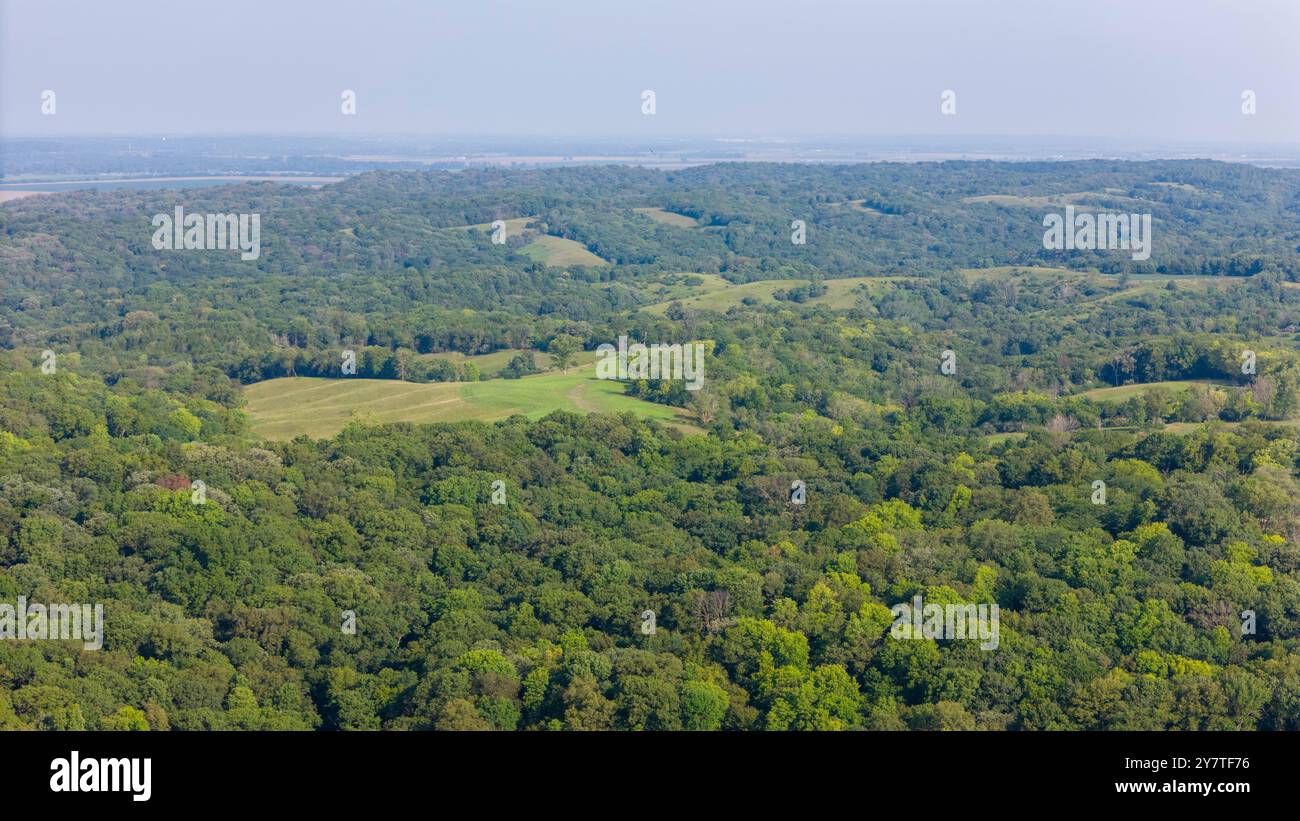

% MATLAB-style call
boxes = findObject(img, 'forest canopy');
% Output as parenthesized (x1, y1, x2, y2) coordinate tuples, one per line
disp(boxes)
(2, 160, 1300, 730)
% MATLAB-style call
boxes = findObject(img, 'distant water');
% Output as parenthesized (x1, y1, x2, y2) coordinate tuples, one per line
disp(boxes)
(0, 176, 342, 193)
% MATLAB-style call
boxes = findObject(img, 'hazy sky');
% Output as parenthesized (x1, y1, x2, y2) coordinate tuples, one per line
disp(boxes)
(3, 0, 1298, 142)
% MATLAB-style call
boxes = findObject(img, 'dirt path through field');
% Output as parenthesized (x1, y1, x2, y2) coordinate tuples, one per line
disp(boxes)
(566, 380, 599, 412)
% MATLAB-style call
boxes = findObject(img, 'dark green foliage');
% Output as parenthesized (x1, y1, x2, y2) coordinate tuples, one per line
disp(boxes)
(3, 160, 1300, 730)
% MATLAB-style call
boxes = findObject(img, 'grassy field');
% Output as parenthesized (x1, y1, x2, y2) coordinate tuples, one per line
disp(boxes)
(958, 265, 1084, 280)
(460, 216, 534, 235)
(641, 276, 912, 314)
(634, 207, 698, 227)
(453, 217, 607, 266)
(963, 192, 1100, 207)
(1150, 181, 1203, 193)
(517, 235, 607, 266)
(1077, 379, 1231, 402)
(983, 431, 1029, 444)
(961, 191, 1140, 208)
(1120, 274, 1234, 285)
(632, 267, 1256, 320)
(244, 362, 702, 440)
(1164, 419, 1300, 435)
(955, 268, 1249, 313)
(957, 267, 1231, 286)
(634, 273, 732, 305)
(1092, 274, 1240, 302)
(825, 199, 887, 215)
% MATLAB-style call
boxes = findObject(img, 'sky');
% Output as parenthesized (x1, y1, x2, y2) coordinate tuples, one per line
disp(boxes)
(2, 0, 1298, 143)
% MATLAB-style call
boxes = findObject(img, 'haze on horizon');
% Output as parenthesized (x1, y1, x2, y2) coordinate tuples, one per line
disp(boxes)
(2, 0, 1298, 145)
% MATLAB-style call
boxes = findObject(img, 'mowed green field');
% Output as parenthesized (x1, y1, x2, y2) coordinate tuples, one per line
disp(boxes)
(961, 191, 1140, 208)
(641, 276, 912, 314)
(982, 431, 1029, 445)
(1093, 274, 1240, 303)
(460, 216, 534, 235)
(1077, 379, 1231, 402)
(634, 268, 1253, 318)
(958, 265, 1083, 280)
(244, 363, 702, 440)
(632, 273, 732, 305)
(1163, 419, 1300, 435)
(634, 207, 698, 227)
(455, 217, 607, 266)
(516, 235, 607, 266)
(957, 267, 1251, 313)
(825, 199, 887, 215)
